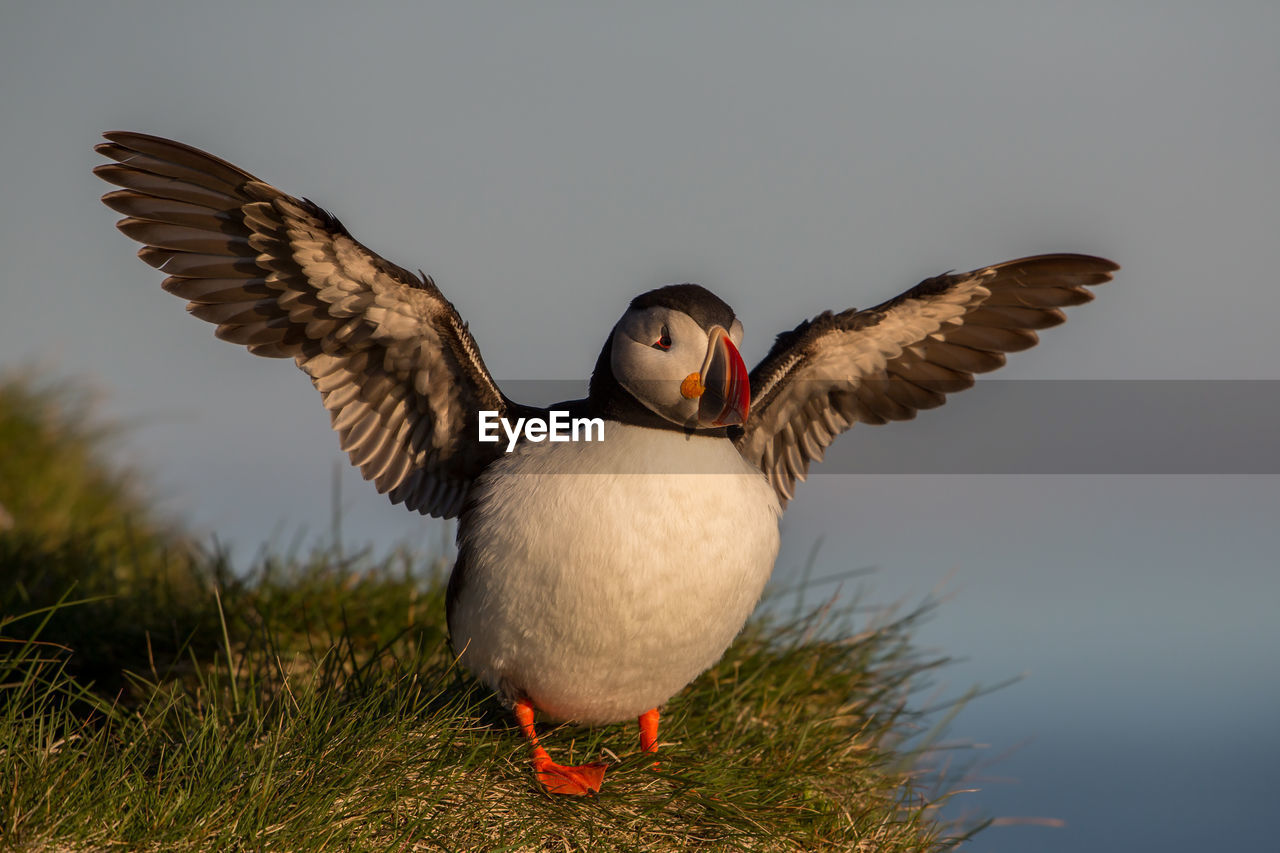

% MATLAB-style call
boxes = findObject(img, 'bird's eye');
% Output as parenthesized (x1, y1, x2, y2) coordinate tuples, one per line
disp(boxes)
(652, 325, 672, 350)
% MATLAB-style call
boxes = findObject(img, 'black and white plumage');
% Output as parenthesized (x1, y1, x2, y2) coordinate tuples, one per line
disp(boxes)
(738, 256, 1116, 504)
(95, 131, 1116, 787)
(95, 132, 531, 519)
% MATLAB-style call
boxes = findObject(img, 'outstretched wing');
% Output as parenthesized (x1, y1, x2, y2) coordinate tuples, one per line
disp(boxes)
(95, 131, 525, 518)
(736, 254, 1118, 506)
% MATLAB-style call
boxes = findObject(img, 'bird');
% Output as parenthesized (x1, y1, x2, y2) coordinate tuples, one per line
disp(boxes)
(95, 131, 1117, 796)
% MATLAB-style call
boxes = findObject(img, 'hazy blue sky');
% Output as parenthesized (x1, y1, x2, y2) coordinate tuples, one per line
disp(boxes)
(2, 3, 1277, 850)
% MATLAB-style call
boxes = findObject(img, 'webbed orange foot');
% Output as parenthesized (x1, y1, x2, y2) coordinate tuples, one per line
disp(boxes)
(515, 696, 609, 795)
(533, 758, 608, 796)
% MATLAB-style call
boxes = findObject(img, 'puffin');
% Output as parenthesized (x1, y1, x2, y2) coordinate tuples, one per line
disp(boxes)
(95, 132, 1118, 796)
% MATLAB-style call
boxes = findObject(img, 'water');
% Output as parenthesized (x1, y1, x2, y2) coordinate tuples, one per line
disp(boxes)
(776, 474, 1279, 852)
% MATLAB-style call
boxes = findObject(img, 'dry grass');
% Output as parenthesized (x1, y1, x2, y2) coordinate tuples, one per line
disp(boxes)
(1, 547, 981, 852)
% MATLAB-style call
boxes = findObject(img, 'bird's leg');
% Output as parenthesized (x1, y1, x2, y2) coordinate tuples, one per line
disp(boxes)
(514, 697, 607, 796)
(638, 707, 660, 754)
(638, 707, 661, 769)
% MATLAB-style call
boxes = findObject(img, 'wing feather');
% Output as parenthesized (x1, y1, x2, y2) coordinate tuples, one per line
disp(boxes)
(737, 254, 1118, 507)
(96, 131, 520, 517)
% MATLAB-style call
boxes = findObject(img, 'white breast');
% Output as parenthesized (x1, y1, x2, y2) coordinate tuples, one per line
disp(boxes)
(450, 423, 782, 724)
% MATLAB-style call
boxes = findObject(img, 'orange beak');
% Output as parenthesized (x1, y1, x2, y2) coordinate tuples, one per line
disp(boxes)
(694, 326, 750, 428)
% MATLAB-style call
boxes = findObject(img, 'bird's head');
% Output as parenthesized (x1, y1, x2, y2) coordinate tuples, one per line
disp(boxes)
(593, 284, 750, 431)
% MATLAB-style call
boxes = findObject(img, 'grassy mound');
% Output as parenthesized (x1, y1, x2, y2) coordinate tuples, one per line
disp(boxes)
(0, 374, 982, 850)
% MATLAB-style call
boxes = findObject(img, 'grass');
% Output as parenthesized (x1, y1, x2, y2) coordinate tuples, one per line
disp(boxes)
(0, 373, 986, 851)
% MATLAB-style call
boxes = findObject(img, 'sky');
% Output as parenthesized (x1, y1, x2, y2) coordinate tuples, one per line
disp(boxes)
(2, 2, 1278, 849)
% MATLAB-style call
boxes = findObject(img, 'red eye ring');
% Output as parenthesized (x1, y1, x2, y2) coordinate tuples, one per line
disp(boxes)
(652, 325, 672, 350)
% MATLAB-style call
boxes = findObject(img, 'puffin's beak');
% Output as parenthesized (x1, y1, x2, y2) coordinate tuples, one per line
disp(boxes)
(695, 326, 750, 428)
